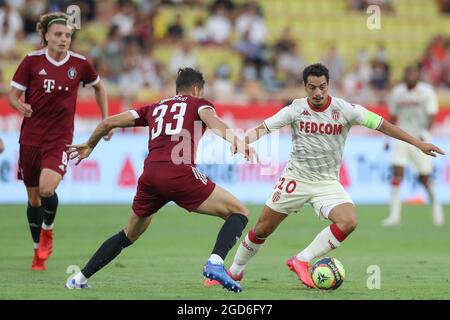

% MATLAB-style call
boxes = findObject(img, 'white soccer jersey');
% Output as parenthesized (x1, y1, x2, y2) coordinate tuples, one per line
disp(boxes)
(389, 82, 438, 138)
(264, 96, 383, 182)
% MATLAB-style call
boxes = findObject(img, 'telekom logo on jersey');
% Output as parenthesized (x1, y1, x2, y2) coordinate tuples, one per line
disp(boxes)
(43, 79, 55, 93)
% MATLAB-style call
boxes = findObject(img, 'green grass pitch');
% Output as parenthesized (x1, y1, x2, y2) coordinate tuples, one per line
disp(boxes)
(0, 204, 449, 300)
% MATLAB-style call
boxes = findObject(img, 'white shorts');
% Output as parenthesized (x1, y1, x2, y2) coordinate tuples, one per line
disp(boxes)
(392, 140, 433, 175)
(265, 175, 354, 219)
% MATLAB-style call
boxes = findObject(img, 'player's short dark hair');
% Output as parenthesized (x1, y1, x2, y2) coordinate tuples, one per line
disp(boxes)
(303, 63, 330, 84)
(176, 68, 205, 94)
(37, 12, 74, 46)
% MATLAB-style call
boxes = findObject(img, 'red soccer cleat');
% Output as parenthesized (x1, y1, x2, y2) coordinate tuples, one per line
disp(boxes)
(286, 256, 316, 289)
(203, 270, 243, 286)
(37, 229, 53, 261)
(31, 249, 46, 271)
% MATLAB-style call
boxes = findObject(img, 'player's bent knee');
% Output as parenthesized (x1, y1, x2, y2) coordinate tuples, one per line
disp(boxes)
(28, 198, 41, 207)
(343, 218, 357, 234)
(39, 187, 55, 198)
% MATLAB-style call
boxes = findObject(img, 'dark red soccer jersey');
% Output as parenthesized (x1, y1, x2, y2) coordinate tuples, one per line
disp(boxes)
(132, 95, 215, 165)
(11, 49, 99, 146)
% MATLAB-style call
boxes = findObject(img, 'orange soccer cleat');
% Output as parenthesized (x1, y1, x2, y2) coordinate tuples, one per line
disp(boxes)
(37, 229, 53, 261)
(286, 256, 316, 289)
(203, 270, 243, 287)
(31, 249, 46, 271)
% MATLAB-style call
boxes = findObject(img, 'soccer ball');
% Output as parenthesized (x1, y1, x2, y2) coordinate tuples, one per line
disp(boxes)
(311, 257, 345, 290)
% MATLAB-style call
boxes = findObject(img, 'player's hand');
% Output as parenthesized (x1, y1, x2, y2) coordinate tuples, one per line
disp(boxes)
(103, 129, 114, 141)
(418, 142, 445, 157)
(67, 143, 94, 165)
(231, 143, 259, 163)
(17, 103, 32, 117)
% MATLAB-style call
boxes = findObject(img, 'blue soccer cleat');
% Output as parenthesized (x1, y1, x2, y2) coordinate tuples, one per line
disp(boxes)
(202, 261, 242, 293)
(65, 278, 91, 289)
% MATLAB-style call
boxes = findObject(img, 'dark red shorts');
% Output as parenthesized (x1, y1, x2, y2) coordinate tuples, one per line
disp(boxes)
(132, 163, 216, 217)
(18, 144, 68, 187)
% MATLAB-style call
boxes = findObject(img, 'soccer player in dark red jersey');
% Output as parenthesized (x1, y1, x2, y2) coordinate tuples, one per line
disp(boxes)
(8, 12, 112, 271)
(66, 68, 256, 292)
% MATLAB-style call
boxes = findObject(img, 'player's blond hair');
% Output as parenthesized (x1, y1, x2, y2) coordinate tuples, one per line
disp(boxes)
(36, 12, 74, 46)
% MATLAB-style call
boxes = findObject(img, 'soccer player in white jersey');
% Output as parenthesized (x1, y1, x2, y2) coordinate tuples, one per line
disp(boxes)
(382, 65, 444, 226)
(205, 63, 445, 289)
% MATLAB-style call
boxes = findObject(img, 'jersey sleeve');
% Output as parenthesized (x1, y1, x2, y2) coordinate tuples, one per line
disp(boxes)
(11, 56, 31, 91)
(82, 59, 100, 86)
(263, 105, 294, 131)
(424, 86, 438, 115)
(196, 98, 216, 114)
(348, 103, 384, 130)
(130, 105, 151, 127)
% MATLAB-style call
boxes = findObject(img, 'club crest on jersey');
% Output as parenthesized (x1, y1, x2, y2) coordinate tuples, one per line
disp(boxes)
(332, 109, 340, 122)
(68, 67, 77, 79)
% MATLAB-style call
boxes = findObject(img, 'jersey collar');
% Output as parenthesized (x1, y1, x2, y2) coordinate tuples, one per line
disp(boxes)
(45, 49, 70, 67)
(307, 96, 332, 112)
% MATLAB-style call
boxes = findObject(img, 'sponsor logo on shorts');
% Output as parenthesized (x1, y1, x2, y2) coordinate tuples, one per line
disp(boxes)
(272, 190, 282, 203)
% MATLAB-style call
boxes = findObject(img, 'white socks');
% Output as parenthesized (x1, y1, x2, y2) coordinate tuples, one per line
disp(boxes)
(42, 223, 54, 230)
(297, 224, 346, 263)
(229, 229, 265, 276)
(208, 254, 224, 265)
(73, 272, 88, 285)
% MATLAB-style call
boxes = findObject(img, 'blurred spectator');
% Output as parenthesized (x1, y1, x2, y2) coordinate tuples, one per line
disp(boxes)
(342, 62, 372, 103)
(22, 0, 46, 40)
(437, 0, 450, 13)
(169, 41, 197, 75)
(210, 63, 235, 102)
(322, 45, 346, 91)
(205, 3, 232, 44)
(348, 0, 394, 12)
(111, 0, 136, 37)
(102, 24, 124, 83)
(166, 12, 184, 41)
(190, 16, 208, 44)
(0, 2, 23, 57)
(140, 46, 166, 89)
(274, 26, 295, 53)
(375, 43, 389, 63)
(275, 41, 305, 85)
(234, 28, 265, 66)
(235, 2, 267, 46)
(370, 59, 390, 103)
(421, 35, 449, 86)
(212, 0, 235, 12)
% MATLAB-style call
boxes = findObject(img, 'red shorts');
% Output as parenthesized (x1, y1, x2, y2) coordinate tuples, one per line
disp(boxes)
(132, 162, 216, 217)
(18, 144, 69, 187)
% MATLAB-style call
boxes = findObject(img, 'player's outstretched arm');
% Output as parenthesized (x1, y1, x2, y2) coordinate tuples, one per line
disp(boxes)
(245, 123, 269, 144)
(377, 120, 445, 157)
(92, 81, 113, 141)
(0, 138, 4, 154)
(67, 111, 136, 165)
(8, 87, 32, 117)
(199, 108, 258, 162)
